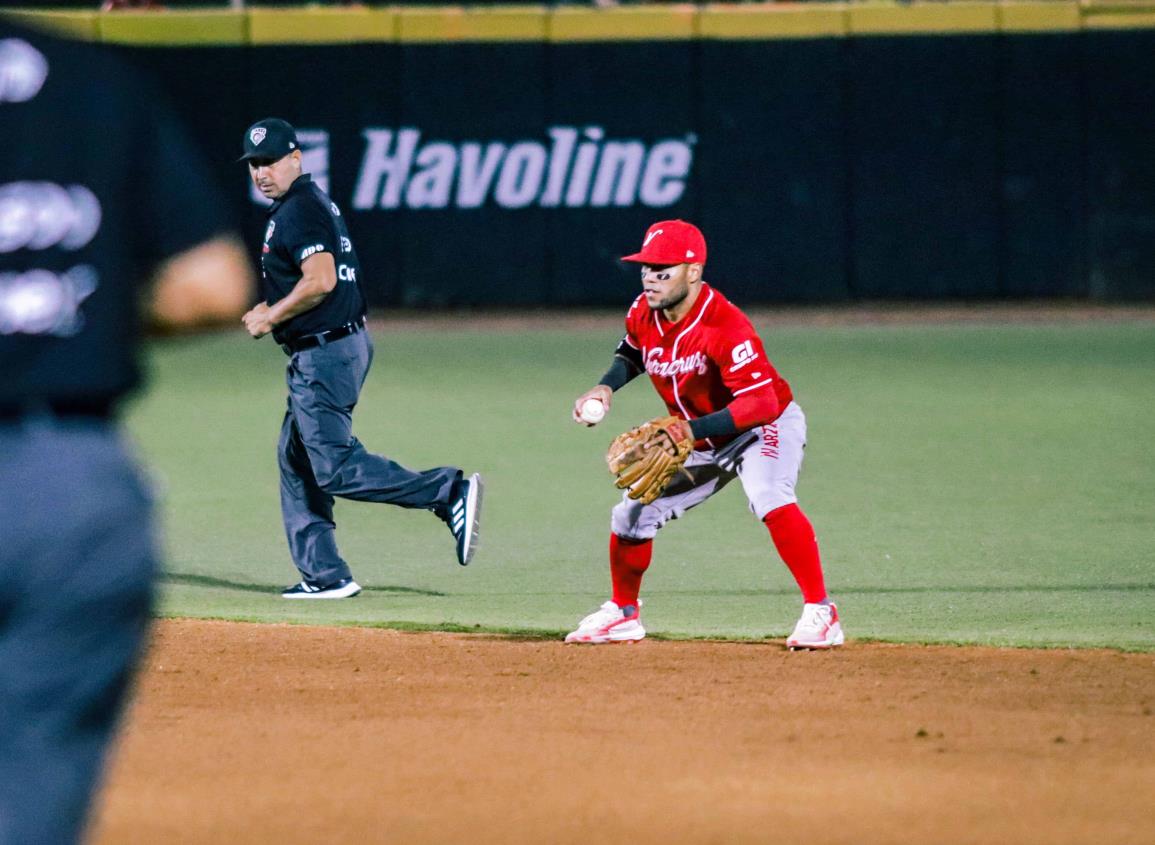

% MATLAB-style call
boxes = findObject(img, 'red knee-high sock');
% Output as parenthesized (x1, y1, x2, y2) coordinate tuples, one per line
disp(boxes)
(763, 504, 827, 604)
(610, 533, 652, 609)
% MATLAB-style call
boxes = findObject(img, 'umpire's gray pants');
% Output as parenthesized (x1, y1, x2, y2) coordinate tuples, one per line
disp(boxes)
(279, 329, 459, 584)
(0, 418, 156, 845)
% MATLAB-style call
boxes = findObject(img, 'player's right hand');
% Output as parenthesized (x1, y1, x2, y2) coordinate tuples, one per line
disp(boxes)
(573, 384, 613, 426)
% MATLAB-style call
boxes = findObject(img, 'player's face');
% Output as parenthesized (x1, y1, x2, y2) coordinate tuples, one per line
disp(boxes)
(248, 150, 302, 199)
(640, 263, 691, 311)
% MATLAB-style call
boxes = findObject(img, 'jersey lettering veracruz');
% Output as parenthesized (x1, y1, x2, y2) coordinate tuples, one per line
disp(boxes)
(624, 284, 793, 447)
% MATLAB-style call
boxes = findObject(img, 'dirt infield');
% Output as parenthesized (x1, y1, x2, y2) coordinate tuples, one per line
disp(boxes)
(91, 620, 1154, 845)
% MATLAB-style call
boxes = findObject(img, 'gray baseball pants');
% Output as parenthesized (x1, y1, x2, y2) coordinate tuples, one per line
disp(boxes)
(0, 418, 156, 845)
(279, 329, 459, 585)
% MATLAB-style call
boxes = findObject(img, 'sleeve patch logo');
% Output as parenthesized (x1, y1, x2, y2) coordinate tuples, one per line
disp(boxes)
(729, 340, 759, 372)
(299, 243, 325, 261)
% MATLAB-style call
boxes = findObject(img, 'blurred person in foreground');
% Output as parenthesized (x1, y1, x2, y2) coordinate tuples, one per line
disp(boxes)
(0, 19, 252, 845)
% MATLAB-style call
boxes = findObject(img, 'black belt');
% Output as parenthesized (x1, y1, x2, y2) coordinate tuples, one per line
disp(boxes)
(280, 318, 365, 355)
(0, 398, 115, 422)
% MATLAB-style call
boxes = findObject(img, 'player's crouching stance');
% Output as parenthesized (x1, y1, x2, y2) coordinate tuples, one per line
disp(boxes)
(566, 220, 843, 650)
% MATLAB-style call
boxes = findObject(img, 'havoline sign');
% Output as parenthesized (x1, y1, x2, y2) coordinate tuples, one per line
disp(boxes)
(351, 125, 696, 211)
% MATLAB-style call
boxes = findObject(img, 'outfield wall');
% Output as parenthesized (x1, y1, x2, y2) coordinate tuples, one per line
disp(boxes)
(8, 3, 1155, 305)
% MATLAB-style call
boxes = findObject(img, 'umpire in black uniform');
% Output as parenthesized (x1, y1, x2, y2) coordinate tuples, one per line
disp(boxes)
(0, 20, 252, 845)
(239, 118, 483, 598)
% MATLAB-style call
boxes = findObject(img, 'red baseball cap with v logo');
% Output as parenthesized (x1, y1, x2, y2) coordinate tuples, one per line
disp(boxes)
(621, 219, 707, 266)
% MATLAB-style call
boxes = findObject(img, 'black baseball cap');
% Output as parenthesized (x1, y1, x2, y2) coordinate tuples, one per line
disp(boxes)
(238, 117, 299, 163)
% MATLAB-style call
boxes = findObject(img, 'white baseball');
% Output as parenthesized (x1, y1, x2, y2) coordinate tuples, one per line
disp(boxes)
(580, 397, 606, 424)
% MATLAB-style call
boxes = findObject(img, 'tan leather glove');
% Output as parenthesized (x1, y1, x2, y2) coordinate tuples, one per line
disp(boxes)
(606, 415, 693, 505)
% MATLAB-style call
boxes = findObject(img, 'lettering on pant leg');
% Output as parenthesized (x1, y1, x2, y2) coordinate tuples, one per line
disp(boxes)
(761, 423, 780, 459)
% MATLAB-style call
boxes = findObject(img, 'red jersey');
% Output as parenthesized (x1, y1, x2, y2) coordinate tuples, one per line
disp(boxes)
(623, 283, 793, 448)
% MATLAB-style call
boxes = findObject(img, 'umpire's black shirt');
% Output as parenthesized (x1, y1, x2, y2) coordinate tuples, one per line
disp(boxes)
(260, 174, 366, 345)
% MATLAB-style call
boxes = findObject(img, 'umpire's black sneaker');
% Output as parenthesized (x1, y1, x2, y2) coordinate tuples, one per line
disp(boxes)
(447, 472, 484, 565)
(281, 577, 362, 599)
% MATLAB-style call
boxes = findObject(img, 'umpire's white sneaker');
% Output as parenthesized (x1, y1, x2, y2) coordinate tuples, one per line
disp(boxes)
(786, 602, 844, 650)
(564, 600, 645, 644)
(281, 577, 362, 599)
(447, 472, 484, 566)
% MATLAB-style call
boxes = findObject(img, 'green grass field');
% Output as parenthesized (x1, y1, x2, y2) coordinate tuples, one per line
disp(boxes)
(125, 316, 1155, 650)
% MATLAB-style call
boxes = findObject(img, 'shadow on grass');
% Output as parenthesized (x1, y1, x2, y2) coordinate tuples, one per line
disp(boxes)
(162, 572, 446, 597)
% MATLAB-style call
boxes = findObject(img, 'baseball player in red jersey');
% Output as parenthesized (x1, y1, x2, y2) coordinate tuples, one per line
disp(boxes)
(567, 220, 843, 649)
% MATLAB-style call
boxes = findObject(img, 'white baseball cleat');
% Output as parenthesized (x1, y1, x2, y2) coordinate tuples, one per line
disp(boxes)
(281, 577, 362, 599)
(564, 600, 646, 644)
(786, 602, 844, 650)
